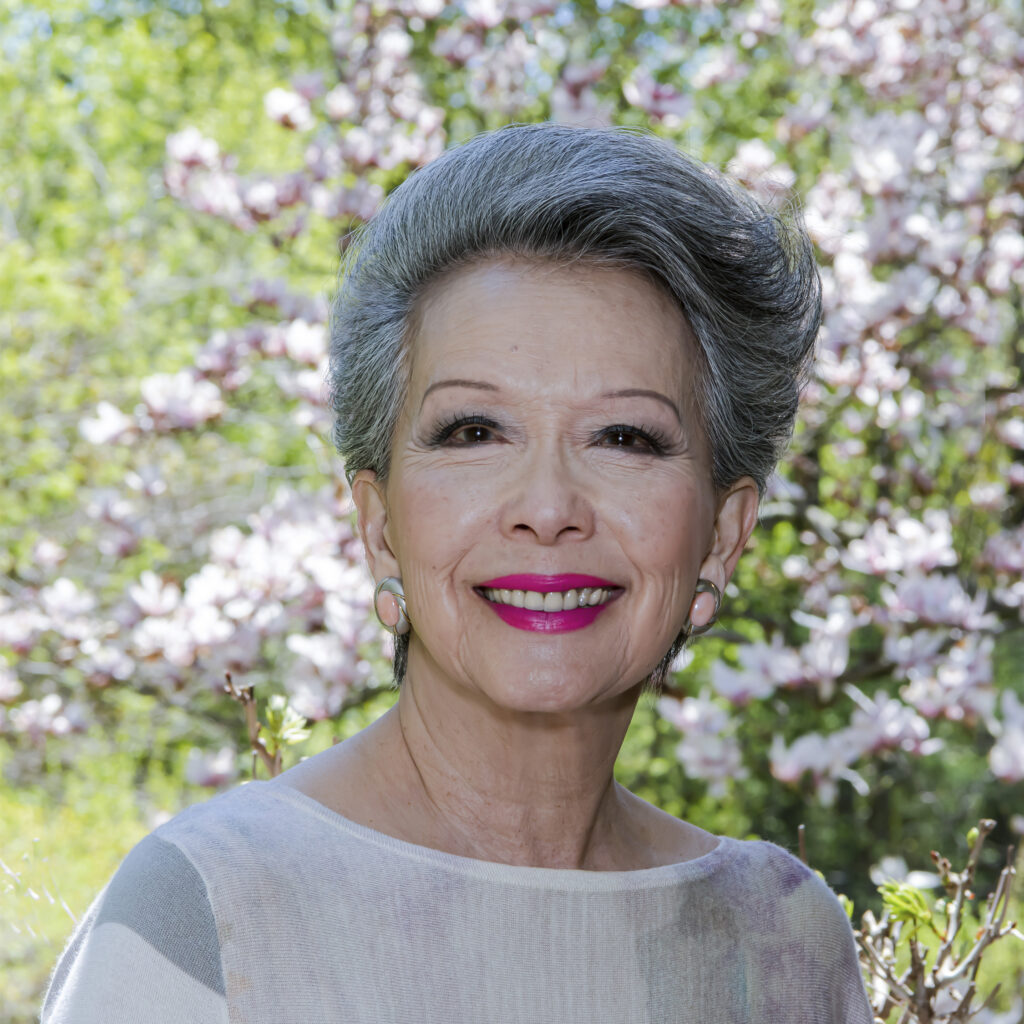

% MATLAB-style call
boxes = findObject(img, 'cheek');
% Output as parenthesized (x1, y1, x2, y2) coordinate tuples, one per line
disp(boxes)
(614, 479, 709, 574)
(389, 468, 489, 572)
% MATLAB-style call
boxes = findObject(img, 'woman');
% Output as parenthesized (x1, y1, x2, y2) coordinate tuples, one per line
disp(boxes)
(43, 123, 872, 1022)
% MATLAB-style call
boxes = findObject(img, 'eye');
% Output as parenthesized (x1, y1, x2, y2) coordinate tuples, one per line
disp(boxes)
(596, 424, 669, 454)
(449, 423, 496, 445)
(428, 414, 502, 447)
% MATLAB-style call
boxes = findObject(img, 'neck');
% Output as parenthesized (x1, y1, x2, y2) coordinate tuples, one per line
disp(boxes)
(368, 651, 647, 870)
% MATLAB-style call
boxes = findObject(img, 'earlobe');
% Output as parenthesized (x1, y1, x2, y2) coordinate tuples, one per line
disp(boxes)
(351, 469, 400, 580)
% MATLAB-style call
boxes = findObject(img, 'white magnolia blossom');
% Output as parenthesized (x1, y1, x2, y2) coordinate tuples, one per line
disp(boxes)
(842, 509, 958, 575)
(989, 692, 1024, 783)
(79, 401, 135, 445)
(879, 574, 997, 631)
(165, 126, 220, 168)
(657, 690, 747, 798)
(139, 371, 225, 430)
(185, 745, 239, 788)
(264, 87, 314, 130)
(0, 656, 23, 703)
(901, 634, 996, 722)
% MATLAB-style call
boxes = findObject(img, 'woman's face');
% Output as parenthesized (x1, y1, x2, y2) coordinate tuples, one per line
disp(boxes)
(354, 259, 757, 711)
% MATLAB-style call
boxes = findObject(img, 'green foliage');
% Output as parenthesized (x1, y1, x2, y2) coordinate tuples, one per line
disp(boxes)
(0, 743, 189, 1024)
(2, 0, 1023, 1017)
(258, 693, 313, 758)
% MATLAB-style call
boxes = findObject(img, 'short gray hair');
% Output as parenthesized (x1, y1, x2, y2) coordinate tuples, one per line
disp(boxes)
(328, 122, 821, 692)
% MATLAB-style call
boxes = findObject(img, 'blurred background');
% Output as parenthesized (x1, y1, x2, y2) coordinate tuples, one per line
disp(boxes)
(1, 0, 1022, 1019)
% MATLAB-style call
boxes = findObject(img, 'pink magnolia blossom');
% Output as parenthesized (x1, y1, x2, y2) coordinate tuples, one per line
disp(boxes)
(79, 640, 135, 686)
(869, 856, 940, 891)
(324, 83, 358, 121)
(39, 578, 96, 621)
(264, 87, 314, 130)
(657, 691, 746, 797)
(622, 69, 692, 123)
(283, 319, 327, 365)
(139, 370, 225, 430)
(32, 538, 67, 569)
(0, 656, 23, 703)
(432, 25, 487, 66)
(879, 574, 997, 631)
(242, 180, 280, 220)
(9, 694, 88, 742)
(185, 745, 239, 788)
(79, 401, 135, 445)
(901, 634, 995, 722)
(989, 692, 1024, 782)
(131, 615, 199, 669)
(845, 685, 943, 757)
(883, 628, 946, 674)
(731, 0, 783, 48)
(842, 509, 958, 575)
(710, 634, 805, 705)
(0, 598, 48, 655)
(996, 418, 1024, 450)
(384, 0, 447, 18)
(291, 72, 325, 101)
(165, 127, 220, 169)
(129, 571, 181, 617)
(727, 139, 795, 206)
(550, 82, 614, 128)
(982, 526, 1024, 574)
(769, 730, 863, 807)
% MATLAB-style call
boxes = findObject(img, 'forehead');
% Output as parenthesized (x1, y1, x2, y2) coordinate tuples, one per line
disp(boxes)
(407, 258, 698, 403)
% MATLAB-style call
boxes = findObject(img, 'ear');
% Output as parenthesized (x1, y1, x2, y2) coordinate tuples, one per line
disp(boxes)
(709, 475, 760, 583)
(351, 469, 400, 582)
(689, 476, 759, 629)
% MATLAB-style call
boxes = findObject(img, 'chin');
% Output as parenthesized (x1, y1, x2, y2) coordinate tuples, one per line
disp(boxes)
(471, 666, 635, 714)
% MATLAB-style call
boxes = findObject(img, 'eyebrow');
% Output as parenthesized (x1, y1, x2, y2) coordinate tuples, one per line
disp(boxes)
(603, 388, 682, 425)
(420, 379, 681, 424)
(420, 378, 499, 411)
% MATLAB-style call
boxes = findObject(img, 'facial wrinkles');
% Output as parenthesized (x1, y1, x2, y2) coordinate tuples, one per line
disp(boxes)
(387, 259, 718, 696)
(409, 259, 706, 439)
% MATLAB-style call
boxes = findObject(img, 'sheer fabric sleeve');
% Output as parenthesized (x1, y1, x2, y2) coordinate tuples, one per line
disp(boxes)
(41, 833, 229, 1024)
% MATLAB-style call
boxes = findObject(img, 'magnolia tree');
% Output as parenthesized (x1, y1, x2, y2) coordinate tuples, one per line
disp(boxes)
(2, 0, 1023, 875)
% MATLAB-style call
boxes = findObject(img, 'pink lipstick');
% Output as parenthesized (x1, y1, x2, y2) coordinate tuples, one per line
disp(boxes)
(478, 574, 617, 591)
(475, 574, 621, 634)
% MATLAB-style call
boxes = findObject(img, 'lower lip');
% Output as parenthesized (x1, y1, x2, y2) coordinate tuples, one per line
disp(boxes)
(480, 596, 612, 633)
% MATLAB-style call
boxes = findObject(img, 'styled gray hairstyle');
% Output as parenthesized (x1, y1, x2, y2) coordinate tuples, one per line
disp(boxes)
(328, 122, 821, 694)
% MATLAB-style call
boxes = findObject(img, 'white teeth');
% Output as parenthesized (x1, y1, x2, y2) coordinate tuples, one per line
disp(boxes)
(481, 586, 616, 611)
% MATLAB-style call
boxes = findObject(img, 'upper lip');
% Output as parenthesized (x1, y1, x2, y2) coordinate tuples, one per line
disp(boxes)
(477, 574, 620, 592)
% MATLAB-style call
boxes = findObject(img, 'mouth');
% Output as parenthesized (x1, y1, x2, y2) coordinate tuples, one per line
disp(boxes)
(474, 574, 622, 633)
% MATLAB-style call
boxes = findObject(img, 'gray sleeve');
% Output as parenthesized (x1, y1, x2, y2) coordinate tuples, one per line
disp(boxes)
(41, 833, 228, 1023)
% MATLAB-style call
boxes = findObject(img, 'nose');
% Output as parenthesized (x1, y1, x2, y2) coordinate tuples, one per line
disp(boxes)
(499, 440, 595, 545)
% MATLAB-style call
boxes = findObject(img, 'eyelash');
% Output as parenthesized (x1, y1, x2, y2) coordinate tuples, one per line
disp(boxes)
(427, 414, 672, 455)
(427, 414, 502, 447)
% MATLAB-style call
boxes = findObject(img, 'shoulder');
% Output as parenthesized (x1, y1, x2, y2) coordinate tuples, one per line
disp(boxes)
(723, 837, 844, 900)
(42, 832, 226, 1023)
(712, 839, 864, 950)
(101, 832, 223, 985)
(713, 838, 873, 1021)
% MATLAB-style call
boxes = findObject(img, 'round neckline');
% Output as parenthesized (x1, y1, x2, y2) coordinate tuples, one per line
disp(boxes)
(255, 776, 735, 892)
